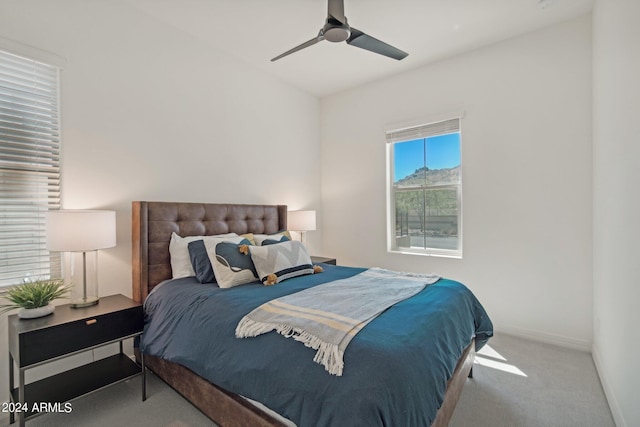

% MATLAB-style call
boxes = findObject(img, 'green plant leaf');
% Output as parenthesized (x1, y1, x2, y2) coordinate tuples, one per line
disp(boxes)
(0, 279, 71, 314)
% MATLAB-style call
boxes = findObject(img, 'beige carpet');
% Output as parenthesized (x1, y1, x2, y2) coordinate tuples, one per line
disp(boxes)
(2, 333, 614, 427)
(451, 333, 614, 427)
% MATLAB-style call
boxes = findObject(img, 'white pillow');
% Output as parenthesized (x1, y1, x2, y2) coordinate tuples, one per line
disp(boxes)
(169, 232, 238, 279)
(208, 238, 259, 288)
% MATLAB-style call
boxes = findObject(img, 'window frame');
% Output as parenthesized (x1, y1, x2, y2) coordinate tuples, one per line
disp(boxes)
(386, 116, 463, 258)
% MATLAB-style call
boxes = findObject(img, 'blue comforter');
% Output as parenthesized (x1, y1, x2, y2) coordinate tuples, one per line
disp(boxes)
(140, 264, 493, 427)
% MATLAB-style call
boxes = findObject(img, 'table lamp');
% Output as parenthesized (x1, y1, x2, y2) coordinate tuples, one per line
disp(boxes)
(287, 210, 316, 245)
(45, 210, 116, 308)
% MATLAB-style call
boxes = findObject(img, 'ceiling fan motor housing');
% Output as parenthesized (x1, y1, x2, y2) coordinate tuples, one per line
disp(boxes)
(323, 18, 350, 42)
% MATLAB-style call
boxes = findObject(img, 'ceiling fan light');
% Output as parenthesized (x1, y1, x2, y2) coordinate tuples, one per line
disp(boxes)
(324, 26, 350, 42)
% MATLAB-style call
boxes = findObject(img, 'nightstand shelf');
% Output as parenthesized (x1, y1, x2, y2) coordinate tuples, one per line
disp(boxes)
(10, 353, 141, 418)
(7, 294, 145, 426)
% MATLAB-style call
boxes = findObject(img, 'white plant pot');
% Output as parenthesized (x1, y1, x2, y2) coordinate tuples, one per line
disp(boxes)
(18, 304, 55, 319)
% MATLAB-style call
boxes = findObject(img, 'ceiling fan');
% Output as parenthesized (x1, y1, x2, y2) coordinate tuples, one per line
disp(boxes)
(271, 0, 408, 62)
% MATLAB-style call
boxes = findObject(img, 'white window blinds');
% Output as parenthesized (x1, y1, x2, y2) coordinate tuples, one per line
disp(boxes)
(385, 118, 460, 143)
(0, 49, 61, 287)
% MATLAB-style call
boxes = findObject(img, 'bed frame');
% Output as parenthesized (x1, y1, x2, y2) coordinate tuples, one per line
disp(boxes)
(132, 201, 474, 427)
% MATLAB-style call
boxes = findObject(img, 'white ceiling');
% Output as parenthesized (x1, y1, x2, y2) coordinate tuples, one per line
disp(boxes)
(123, 0, 593, 97)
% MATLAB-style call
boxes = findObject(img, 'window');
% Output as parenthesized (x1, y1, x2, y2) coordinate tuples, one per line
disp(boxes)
(386, 117, 462, 257)
(0, 49, 61, 287)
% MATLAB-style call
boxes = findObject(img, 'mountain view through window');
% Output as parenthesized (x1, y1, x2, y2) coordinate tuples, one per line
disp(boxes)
(392, 132, 461, 255)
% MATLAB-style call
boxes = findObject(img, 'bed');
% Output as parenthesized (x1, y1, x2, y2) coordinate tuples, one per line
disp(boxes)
(132, 201, 493, 427)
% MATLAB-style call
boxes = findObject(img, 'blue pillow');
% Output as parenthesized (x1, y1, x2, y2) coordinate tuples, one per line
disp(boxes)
(261, 235, 291, 246)
(188, 240, 215, 283)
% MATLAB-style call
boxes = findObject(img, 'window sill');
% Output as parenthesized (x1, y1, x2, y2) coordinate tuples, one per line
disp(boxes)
(388, 248, 462, 259)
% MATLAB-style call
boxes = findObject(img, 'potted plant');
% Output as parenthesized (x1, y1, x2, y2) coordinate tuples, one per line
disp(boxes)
(0, 279, 71, 319)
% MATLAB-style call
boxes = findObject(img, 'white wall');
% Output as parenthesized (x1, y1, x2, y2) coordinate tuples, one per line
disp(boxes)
(4, 2, 630, 423)
(0, 0, 320, 406)
(592, 0, 640, 426)
(321, 16, 593, 349)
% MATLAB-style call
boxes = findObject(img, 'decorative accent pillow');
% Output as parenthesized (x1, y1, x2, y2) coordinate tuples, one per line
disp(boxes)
(253, 231, 292, 246)
(188, 235, 248, 283)
(209, 239, 259, 288)
(261, 235, 291, 246)
(249, 240, 314, 285)
(169, 232, 238, 279)
(239, 233, 256, 245)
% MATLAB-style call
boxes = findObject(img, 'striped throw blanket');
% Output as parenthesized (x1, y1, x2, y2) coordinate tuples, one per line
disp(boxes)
(235, 268, 439, 376)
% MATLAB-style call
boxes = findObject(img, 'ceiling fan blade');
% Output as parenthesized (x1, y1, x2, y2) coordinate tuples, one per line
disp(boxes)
(328, 0, 347, 24)
(347, 28, 408, 60)
(271, 36, 322, 62)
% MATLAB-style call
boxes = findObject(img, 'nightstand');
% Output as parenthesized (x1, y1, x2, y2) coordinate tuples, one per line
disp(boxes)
(311, 256, 336, 265)
(7, 294, 145, 426)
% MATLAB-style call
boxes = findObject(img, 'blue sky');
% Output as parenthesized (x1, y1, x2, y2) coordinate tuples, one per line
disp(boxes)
(393, 133, 461, 182)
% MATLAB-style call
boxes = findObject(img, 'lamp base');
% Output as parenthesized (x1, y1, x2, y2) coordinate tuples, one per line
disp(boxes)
(71, 296, 100, 308)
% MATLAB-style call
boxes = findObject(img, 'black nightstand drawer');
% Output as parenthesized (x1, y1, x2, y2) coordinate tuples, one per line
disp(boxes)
(19, 305, 142, 367)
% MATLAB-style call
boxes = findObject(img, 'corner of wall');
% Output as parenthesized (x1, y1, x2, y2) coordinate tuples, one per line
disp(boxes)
(591, 343, 627, 427)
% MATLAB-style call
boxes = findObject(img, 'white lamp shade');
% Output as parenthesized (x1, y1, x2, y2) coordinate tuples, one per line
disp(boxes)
(288, 210, 316, 232)
(46, 210, 116, 252)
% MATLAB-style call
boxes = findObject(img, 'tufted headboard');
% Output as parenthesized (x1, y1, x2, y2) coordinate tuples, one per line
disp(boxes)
(132, 201, 287, 303)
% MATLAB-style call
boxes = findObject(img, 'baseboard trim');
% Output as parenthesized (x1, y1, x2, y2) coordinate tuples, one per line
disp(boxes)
(592, 344, 626, 427)
(497, 325, 591, 352)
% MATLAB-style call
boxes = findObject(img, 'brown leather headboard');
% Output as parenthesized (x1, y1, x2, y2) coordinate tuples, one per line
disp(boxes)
(132, 201, 287, 303)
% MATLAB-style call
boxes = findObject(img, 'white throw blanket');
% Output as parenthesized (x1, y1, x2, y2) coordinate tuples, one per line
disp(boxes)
(235, 268, 439, 376)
